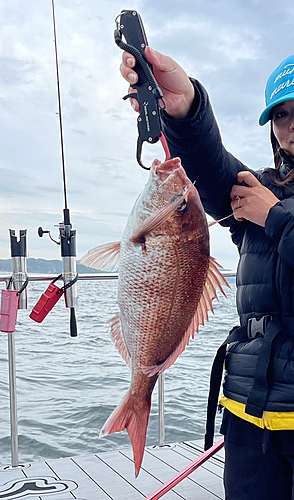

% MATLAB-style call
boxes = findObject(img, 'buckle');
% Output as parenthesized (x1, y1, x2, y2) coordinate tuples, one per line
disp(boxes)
(248, 316, 271, 339)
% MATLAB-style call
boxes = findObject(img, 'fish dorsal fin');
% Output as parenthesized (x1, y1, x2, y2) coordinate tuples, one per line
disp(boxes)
(79, 241, 121, 271)
(142, 257, 229, 377)
(108, 313, 131, 368)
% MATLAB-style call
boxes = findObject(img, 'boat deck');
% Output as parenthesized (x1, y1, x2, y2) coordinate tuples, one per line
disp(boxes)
(0, 439, 224, 500)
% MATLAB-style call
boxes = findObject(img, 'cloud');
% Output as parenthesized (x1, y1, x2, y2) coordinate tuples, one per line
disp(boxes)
(0, 0, 292, 270)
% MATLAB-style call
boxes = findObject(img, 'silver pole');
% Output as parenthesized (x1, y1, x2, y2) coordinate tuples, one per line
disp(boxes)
(11, 256, 27, 310)
(7, 331, 19, 467)
(9, 229, 28, 310)
(158, 373, 165, 446)
(62, 256, 78, 308)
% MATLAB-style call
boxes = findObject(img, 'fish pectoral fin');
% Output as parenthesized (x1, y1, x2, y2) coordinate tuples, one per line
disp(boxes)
(130, 194, 186, 244)
(108, 313, 131, 368)
(79, 241, 120, 271)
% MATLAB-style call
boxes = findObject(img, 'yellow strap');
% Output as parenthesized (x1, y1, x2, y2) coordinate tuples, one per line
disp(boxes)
(219, 396, 294, 430)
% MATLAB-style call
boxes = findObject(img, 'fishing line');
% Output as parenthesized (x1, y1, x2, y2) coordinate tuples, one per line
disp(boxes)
(51, 0, 68, 213)
(208, 212, 237, 227)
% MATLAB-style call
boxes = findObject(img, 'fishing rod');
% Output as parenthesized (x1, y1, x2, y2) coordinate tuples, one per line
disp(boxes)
(34, 0, 78, 336)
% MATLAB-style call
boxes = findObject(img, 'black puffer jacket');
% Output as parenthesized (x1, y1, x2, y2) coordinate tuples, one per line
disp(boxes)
(161, 79, 294, 414)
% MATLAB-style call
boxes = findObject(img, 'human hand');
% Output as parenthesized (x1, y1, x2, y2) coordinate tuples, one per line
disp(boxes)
(119, 46, 195, 119)
(230, 171, 279, 226)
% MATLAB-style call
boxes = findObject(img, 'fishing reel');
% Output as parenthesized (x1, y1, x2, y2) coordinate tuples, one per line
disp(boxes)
(38, 226, 60, 245)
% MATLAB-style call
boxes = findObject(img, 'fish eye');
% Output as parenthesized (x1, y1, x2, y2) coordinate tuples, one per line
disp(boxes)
(176, 200, 188, 213)
(171, 194, 189, 214)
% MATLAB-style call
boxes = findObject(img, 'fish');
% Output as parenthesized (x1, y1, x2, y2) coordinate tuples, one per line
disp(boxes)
(80, 157, 229, 477)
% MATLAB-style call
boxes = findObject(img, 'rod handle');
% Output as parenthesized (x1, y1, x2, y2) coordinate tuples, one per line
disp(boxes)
(70, 307, 77, 337)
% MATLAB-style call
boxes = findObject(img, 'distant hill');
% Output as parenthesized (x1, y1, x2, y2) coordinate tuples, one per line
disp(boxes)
(0, 258, 103, 274)
(0, 258, 232, 275)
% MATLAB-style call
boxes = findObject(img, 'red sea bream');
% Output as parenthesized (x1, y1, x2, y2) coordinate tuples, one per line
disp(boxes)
(80, 157, 228, 476)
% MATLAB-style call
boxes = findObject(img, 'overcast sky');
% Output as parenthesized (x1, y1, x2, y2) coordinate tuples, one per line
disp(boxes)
(1, 0, 293, 270)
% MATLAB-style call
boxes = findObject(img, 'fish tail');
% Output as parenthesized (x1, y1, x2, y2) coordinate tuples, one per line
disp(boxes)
(100, 392, 151, 477)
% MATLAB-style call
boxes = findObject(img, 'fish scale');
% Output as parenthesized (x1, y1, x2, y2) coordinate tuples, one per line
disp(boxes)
(80, 156, 229, 477)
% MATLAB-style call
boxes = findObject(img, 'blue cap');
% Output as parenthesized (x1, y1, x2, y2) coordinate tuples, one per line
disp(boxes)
(259, 55, 294, 126)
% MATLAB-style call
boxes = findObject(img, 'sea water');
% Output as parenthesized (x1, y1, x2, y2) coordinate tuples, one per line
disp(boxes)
(0, 275, 237, 467)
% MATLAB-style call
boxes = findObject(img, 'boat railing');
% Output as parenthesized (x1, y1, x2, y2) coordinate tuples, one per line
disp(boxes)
(0, 270, 235, 469)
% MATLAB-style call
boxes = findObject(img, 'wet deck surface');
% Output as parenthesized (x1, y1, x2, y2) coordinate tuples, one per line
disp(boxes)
(0, 440, 224, 500)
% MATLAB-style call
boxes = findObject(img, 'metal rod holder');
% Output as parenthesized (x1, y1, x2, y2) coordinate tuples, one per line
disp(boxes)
(5, 229, 28, 468)
(9, 229, 28, 310)
(62, 256, 78, 308)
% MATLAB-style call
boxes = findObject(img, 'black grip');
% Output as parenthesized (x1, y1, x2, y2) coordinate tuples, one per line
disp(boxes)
(116, 10, 162, 97)
(136, 85, 162, 144)
(60, 227, 77, 257)
(118, 10, 148, 56)
(115, 10, 164, 168)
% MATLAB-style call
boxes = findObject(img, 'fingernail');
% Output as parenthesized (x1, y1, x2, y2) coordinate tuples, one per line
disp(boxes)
(128, 73, 137, 83)
(127, 57, 135, 68)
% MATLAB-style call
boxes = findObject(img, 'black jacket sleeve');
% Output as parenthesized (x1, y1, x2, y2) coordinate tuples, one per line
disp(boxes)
(161, 79, 252, 228)
(265, 198, 294, 268)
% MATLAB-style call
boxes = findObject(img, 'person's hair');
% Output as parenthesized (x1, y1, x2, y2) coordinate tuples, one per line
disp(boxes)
(269, 122, 294, 185)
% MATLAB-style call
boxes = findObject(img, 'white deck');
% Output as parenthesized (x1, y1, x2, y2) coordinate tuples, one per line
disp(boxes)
(0, 440, 224, 500)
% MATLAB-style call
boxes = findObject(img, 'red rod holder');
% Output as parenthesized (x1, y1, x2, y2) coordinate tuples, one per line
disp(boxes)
(30, 283, 64, 323)
(0, 290, 19, 333)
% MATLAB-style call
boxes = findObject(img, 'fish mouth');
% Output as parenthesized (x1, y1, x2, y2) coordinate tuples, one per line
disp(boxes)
(151, 157, 191, 196)
(152, 157, 184, 183)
